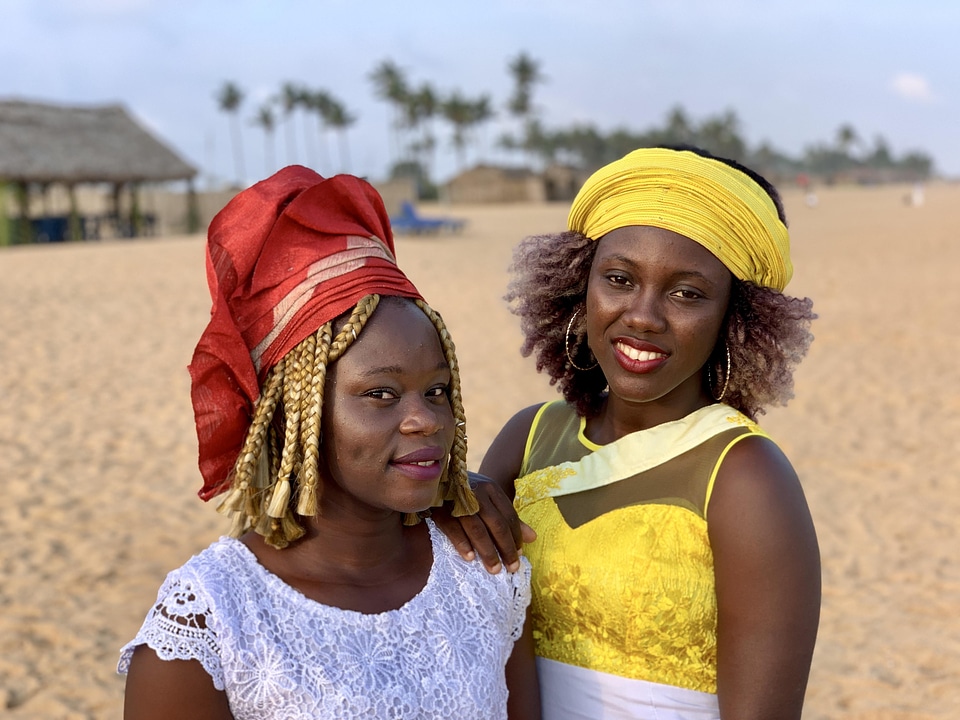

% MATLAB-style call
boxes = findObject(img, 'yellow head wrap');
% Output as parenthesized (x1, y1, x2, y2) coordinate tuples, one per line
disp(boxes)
(567, 147, 792, 290)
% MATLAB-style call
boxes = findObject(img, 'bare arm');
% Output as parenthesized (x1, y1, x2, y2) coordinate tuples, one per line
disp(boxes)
(477, 403, 544, 498)
(124, 645, 233, 720)
(505, 608, 542, 720)
(432, 404, 543, 573)
(709, 436, 821, 720)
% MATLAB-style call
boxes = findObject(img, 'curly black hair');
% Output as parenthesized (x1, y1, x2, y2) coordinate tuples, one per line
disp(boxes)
(505, 146, 815, 420)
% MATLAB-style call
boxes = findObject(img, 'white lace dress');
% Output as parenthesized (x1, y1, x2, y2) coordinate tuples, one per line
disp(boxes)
(118, 520, 531, 719)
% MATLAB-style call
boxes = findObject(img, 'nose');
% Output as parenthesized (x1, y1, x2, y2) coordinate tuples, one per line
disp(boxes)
(398, 395, 444, 436)
(622, 288, 668, 333)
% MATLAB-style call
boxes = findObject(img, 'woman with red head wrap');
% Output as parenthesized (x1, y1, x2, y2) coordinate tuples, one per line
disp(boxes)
(118, 166, 540, 719)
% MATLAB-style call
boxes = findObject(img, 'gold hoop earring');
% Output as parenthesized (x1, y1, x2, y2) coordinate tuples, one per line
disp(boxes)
(708, 344, 732, 402)
(565, 307, 598, 371)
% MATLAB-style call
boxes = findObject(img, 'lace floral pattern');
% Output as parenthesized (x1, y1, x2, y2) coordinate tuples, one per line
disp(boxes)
(521, 500, 718, 693)
(118, 521, 531, 719)
(725, 412, 761, 431)
(514, 465, 575, 511)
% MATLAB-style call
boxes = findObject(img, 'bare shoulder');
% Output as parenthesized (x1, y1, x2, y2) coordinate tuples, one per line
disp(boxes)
(708, 434, 821, 718)
(708, 434, 819, 559)
(478, 403, 547, 494)
(708, 434, 814, 532)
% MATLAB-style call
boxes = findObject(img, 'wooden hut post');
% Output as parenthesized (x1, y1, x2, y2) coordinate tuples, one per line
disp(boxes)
(15, 181, 31, 244)
(0, 182, 9, 247)
(67, 183, 82, 241)
(186, 178, 200, 233)
(111, 182, 123, 237)
(129, 182, 142, 237)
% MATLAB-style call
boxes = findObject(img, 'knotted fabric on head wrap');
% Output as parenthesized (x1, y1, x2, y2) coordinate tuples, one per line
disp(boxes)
(189, 165, 422, 500)
(567, 147, 793, 291)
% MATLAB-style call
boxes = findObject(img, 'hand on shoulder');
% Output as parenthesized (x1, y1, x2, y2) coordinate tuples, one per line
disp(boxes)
(431, 403, 545, 575)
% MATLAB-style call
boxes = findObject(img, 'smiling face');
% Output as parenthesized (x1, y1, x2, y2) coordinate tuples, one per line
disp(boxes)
(318, 297, 455, 518)
(586, 225, 733, 420)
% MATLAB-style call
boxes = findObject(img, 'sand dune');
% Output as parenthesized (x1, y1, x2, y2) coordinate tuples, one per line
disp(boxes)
(1, 183, 958, 718)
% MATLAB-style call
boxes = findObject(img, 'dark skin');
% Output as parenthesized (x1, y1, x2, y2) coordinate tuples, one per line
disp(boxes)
(435, 227, 820, 719)
(125, 299, 541, 719)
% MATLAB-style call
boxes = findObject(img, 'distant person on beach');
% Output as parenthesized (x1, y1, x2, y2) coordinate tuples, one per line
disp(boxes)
(909, 182, 925, 207)
(797, 172, 818, 208)
(118, 166, 539, 719)
(436, 146, 821, 719)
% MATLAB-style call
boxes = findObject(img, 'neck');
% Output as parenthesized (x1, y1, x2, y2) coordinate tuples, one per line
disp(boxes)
(243, 507, 425, 580)
(590, 383, 714, 444)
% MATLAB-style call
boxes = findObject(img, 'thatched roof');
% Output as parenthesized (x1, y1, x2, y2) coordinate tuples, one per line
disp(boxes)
(0, 99, 196, 184)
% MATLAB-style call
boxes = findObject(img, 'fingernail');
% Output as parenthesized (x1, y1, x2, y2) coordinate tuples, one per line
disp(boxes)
(488, 562, 502, 574)
(464, 550, 475, 561)
(507, 560, 521, 573)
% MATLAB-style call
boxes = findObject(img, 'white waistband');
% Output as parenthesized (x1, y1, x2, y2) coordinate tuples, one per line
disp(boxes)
(537, 657, 720, 720)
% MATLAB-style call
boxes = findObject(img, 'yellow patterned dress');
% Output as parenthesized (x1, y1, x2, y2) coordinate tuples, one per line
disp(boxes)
(514, 401, 770, 719)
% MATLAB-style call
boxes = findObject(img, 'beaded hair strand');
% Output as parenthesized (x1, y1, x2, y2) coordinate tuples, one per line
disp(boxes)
(216, 294, 476, 549)
(296, 324, 331, 518)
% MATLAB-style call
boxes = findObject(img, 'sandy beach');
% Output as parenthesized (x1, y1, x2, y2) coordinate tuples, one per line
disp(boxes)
(2, 183, 959, 719)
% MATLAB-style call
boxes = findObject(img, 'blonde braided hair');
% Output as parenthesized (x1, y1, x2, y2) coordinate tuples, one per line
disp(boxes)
(216, 294, 476, 549)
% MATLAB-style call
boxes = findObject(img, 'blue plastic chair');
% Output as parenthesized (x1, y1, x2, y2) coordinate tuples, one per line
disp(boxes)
(390, 202, 464, 235)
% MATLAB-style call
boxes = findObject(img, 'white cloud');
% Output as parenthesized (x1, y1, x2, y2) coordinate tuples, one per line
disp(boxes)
(890, 72, 936, 103)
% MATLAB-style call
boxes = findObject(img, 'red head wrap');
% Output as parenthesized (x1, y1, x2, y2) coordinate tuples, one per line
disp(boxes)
(189, 166, 422, 500)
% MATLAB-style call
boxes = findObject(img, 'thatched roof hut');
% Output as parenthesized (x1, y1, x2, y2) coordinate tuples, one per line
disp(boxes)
(0, 99, 196, 184)
(0, 99, 198, 243)
(444, 165, 546, 204)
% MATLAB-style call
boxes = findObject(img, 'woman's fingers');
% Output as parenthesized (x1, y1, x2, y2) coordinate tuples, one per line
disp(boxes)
(432, 474, 532, 573)
(470, 480, 525, 573)
(429, 506, 475, 561)
(520, 521, 538, 544)
(458, 511, 506, 573)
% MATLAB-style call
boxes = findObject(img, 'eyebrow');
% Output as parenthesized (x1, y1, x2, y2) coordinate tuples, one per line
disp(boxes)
(357, 360, 450, 378)
(602, 253, 719, 285)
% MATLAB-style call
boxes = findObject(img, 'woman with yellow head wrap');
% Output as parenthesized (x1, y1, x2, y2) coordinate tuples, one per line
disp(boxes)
(436, 146, 820, 719)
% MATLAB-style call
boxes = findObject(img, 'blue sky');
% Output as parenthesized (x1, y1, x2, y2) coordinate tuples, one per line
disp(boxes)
(3, 0, 957, 187)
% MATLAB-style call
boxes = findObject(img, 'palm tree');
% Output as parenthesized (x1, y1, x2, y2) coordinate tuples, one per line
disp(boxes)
(552, 124, 604, 169)
(506, 52, 545, 167)
(470, 94, 495, 163)
(252, 103, 277, 176)
(308, 89, 336, 172)
(520, 118, 559, 169)
(278, 82, 301, 164)
(441, 92, 494, 171)
(836, 124, 860, 159)
(404, 83, 439, 179)
(325, 98, 357, 173)
(866, 135, 893, 168)
(507, 51, 544, 119)
(663, 105, 694, 146)
(441, 92, 474, 170)
(695, 110, 746, 162)
(216, 81, 245, 186)
(369, 60, 410, 164)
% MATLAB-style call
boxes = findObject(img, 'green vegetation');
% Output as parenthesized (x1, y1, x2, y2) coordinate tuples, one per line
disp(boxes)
(220, 53, 937, 194)
(0, 182, 9, 247)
